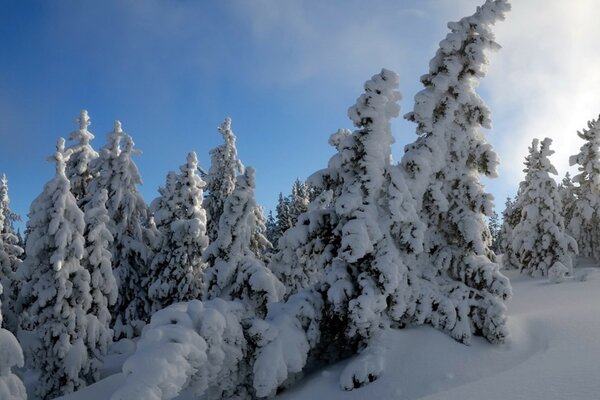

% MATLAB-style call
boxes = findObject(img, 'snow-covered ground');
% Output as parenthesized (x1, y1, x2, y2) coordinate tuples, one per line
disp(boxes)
(56, 264, 600, 400)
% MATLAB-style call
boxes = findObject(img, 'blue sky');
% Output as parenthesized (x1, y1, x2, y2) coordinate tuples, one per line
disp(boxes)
(1, 0, 600, 227)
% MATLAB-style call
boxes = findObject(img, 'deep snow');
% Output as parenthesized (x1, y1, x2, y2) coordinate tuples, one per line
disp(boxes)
(55, 263, 600, 400)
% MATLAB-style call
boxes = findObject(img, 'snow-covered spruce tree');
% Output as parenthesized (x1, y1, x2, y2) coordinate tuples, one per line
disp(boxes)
(204, 117, 244, 242)
(250, 204, 272, 263)
(203, 167, 284, 317)
(85, 121, 152, 339)
(499, 195, 521, 268)
(82, 187, 118, 382)
(0, 174, 23, 334)
(265, 210, 278, 246)
(508, 138, 577, 277)
(254, 69, 426, 395)
(66, 110, 99, 202)
(558, 172, 576, 230)
(269, 189, 338, 298)
(401, 0, 512, 344)
(147, 152, 209, 313)
(568, 115, 600, 262)
(17, 138, 93, 398)
(0, 283, 26, 400)
(289, 178, 311, 226)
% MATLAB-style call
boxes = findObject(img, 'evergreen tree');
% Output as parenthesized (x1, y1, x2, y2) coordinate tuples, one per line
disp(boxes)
(205, 117, 244, 242)
(17, 138, 93, 398)
(265, 210, 278, 246)
(66, 110, 99, 202)
(256, 69, 426, 393)
(508, 138, 577, 277)
(567, 115, 600, 262)
(0, 282, 26, 400)
(289, 178, 311, 225)
(86, 121, 152, 339)
(82, 187, 118, 381)
(203, 167, 284, 317)
(499, 196, 521, 268)
(401, 0, 512, 344)
(147, 152, 209, 313)
(558, 172, 576, 229)
(488, 210, 501, 254)
(0, 174, 23, 334)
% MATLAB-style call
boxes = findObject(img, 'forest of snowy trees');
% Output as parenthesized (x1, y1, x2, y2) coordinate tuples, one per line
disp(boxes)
(1, 1, 600, 399)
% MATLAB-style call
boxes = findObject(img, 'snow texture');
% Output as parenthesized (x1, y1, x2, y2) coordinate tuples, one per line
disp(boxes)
(506, 138, 578, 277)
(401, 0, 512, 345)
(147, 152, 209, 312)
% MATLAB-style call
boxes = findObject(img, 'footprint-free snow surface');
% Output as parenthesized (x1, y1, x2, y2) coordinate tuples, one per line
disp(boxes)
(57, 266, 600, 400)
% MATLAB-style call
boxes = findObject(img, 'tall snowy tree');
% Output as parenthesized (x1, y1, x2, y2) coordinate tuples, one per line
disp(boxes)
(256, 69, 426, 394)
(82, 187, 118, 381)
(17, 138, 93, 398)
(203, 167, 284, 317)
(567, 115, 600, 262)
(85, 121, 152, 339)
(507, 138, 577, 277)
(147, 152, 209, 313)
(66, 110, 99, 202)
(205, 117, 244, 242)
(401, 0, 512, 344)
(0, 174, 23, 334)
(0, 282, 26, 400)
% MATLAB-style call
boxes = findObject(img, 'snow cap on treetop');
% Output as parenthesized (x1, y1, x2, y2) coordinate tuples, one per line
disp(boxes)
(49, 137, 73, 175)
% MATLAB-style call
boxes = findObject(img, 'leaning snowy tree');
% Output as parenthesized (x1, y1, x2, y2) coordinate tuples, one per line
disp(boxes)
(0, 174, 23, 334)
(204, 117, 244, 242)
(0, 282, 26, 400)
(401, 0, 512, 344)
(147, 152, 209, 313)
(254, 68, 426, 395)
(508, 138, 577, 279)
(66, 110, 99, 203)
(17, 139, 94, 398)
(567, 115, 600, 262)
(85, 121, 153, 338)
(203, 167, 284, 317)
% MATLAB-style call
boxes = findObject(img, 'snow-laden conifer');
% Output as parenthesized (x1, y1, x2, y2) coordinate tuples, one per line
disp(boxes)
(567, 115, 600, 261)
(401, 0, 512, 344)
(257, 69, 425, 394)
(0, 282, 26, 400)
(86, 121, 152, 338)
(147, 152, 209, 313)
(499, 196, 520, 268)
(66, 110, 99, 202)
(17, 138, 93, 398)
(205, 117, 244, 242)
(0, 174, 23, 334)
(82, 187, 118, 381)
(508, 138, 577, 276)
(558, 172, 576, 230)
(203, 167, 284, 317)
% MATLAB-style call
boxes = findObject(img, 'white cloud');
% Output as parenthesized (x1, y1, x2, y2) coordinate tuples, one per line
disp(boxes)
(483, 0, 600, 188)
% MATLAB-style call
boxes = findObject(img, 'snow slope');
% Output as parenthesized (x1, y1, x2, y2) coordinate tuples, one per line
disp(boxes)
(57, 265, 600, 400)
